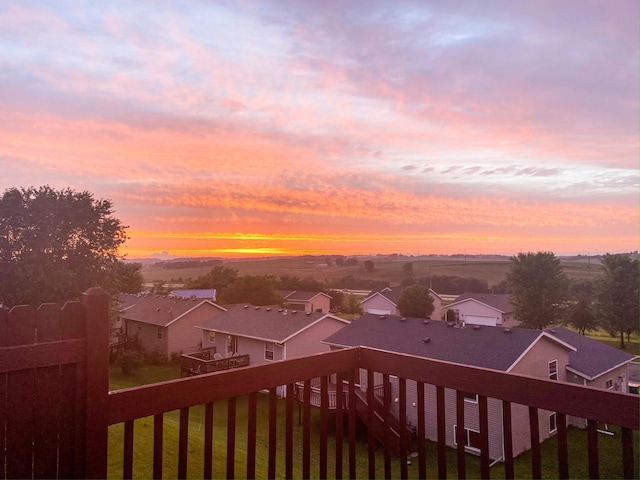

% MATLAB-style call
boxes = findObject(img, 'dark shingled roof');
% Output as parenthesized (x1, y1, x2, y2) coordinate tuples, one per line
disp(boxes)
(119, 294, 222, 327)
(545, 327, 637, 380)
(324, 314, 636, 378)
(196, 305, 346, 343)
(362, 287, 405, 305)
(448, 293, 513, 313)
(285, 291, 331, 301)
(323, 313, 550, 371)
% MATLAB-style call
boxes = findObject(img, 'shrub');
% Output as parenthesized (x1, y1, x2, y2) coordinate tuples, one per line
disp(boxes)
(116, 350, 144, 374)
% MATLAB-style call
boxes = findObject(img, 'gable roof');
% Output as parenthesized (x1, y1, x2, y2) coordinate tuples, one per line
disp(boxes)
(545, 327, 637, 380)
(281, 290, 332, 302)
(196, 304, 348, 343)
(323, 313, 573, 372)
(119, 295, 226, 327)
(447, 293, 513, 314)
(361, 286, 441, 306)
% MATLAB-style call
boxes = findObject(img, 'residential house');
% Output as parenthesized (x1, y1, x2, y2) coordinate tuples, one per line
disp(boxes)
(280, 290, 332, 313)
(323, 314, 637, 461)
(119, 293, 226, 358)
(360, 286, 443, 320)
(171, 288, 217, 302)
(196, 304, 349, 394)
(445, 292, 518, 327)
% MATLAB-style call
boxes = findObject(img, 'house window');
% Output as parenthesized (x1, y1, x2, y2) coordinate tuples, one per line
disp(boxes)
(548, 360, 558, 381)
(265, 342, 274, 361)
(549, 412, 557, 433)
(463, 391, 478, 403)
(208, 331, 216, 343)
(605, 379, 613, 389)
(227, 335, 237, 355)
(453, 425, 482, 451)
(156, 327, 163, 340)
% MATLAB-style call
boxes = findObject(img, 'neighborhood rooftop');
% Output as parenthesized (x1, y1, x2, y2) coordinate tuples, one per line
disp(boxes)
(323, 313, 636, 377)
(196, 304, 346, 343)
(119, 293, 219, 327)
(448, 292, 513, 313)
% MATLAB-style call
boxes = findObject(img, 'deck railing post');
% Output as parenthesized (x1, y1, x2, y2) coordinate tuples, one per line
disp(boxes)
(82, 287, 110, 479)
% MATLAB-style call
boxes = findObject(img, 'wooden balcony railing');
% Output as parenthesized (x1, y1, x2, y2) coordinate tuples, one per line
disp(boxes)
(1, 288, 639, 479)
(180, 350, 250, 377)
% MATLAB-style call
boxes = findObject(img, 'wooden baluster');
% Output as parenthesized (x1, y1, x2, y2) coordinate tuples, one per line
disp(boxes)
(320, 376, 329, 479)
(479, 395, 490, 479)
(154, 413, 165, 480)
(226, 397, 236, 479)
(556, 412, 568, 479)
(247, 392, 257, 479)
(502, 401, 514, 479)
(417, 381, 426, 479)
(528, 406, 541, 479)
(399, 376, 408, 479)
(303, 378, 311, 479)
(285, 383, 294, 480)
(268, 387, 277, 479)
(436, 385, 447, 479)
(587, 419, 599, 479)
(123, 420, 134, 479)
(456, 391, 466, 479)
(367, 369, 376, 479)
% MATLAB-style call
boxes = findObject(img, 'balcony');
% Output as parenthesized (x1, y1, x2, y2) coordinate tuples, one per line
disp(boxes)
(1, 288, 638, 479)
(180, 348, 250, 376)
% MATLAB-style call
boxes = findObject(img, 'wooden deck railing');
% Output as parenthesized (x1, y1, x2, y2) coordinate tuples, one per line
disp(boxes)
(1, 288, 639, 479)
(180, 351, 250, 377)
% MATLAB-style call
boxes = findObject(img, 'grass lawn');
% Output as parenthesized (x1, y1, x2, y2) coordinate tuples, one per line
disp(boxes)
(108, 366, 637, 479)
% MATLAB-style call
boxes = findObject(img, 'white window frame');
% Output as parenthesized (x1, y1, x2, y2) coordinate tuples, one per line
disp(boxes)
(549, 412, 557, 433)
(605, 379, 613, 389)
(265, 342, 274, 361)
(548, 359, 558, 381)
(156, 327, 163, 340)
(453, 425, 481, 452)
(227, 335, 237, 355)
(463, 391, 478, 404)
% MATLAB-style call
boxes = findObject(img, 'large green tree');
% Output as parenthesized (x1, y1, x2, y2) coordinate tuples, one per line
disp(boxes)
(507, 251, 568, 329)
(0, 186, 127, 307)
(218, 275, 283, 306)
(397, 284, 435, 319)
(185, 265, 238, 289)
(594, 253, 639, 349)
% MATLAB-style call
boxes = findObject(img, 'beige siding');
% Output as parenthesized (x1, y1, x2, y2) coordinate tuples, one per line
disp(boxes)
(166, 303, 225, 357)
(362, 296, 396, 315)
(129, 320, 167, 355)
(285, 317, 347, 359)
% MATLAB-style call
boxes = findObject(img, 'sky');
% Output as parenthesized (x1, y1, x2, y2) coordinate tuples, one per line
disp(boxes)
(1, 1, 638, 259)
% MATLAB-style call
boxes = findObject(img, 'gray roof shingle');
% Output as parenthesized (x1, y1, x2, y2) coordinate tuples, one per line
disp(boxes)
(545, 327, 637, 380)
(448, 293, 513, 313)
(196, 305, 346, 343)
(119, 294, 222, 327)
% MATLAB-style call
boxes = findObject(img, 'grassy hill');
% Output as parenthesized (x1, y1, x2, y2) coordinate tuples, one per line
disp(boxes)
(141, 255, 601, 290)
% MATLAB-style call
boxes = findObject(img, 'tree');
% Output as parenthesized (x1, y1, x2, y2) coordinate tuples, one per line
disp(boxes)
(594, 254, 639, 349)
(111, 261, 144, 294)
(506, 251, 568, 329)
(397, 285, 435, 319)
(340, 293, 362, 315)
(565, 297, 597, 335)
(402, 262, 413, 276)
(364, 260, 374, 272)
(219, 275, 283, 306)
(0, 186, 127, 307)
(344, 257, 358, 267)
(186, 265, 238, 289)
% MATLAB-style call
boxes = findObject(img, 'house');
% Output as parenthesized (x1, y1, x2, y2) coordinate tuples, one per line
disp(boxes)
(279, 290, 332, 313)
(323, 314, 637, 461)
(119, 293, 226, 358)
(171, 288, 217, 302)
(360, 286, 443, 320)
(445, 292, 518, 327)
(196, 304, 349, 393)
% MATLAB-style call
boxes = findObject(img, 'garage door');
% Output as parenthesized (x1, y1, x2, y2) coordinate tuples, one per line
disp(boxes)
(368, 308, 392, 315)
(464, 315, 497, 326)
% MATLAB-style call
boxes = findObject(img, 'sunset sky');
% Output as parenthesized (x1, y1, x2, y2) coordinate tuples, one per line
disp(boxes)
(1, 1, 638, 258)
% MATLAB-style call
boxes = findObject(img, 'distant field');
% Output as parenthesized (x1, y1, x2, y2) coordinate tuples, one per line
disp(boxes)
(141, 255, 602, 290)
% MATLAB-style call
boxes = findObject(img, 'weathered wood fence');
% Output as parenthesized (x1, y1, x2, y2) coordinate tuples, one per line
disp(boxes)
(0, 288, 109, 479)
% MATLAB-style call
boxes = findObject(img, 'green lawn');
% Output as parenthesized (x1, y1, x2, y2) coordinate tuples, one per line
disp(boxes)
(108, 366, 638, 479)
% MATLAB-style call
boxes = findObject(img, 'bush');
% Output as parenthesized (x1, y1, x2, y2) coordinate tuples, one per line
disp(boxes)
(116, 350, 144, 374)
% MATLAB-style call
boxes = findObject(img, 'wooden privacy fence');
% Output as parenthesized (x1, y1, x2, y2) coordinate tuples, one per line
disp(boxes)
(0, 288, 108, 479)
